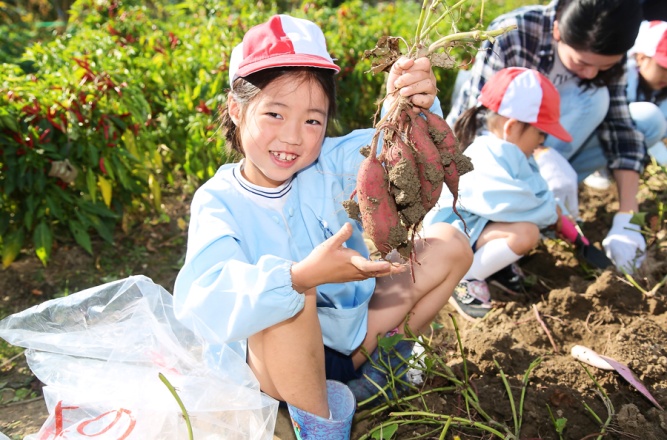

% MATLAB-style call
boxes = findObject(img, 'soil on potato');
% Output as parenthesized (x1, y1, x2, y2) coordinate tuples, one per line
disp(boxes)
(2, 167, 667, 439)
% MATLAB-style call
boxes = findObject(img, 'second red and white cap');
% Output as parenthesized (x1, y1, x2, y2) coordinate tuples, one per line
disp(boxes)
(479, 67, 572, 142)
(631, 20, 667, 69)
(229, 14, 340, 85)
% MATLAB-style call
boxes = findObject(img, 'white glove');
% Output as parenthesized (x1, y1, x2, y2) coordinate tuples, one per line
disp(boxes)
(602, 212, 646, 274)
(534, 147, 579, 218)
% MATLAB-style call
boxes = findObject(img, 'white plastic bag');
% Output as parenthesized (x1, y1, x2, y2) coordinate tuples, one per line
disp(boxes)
(0, 275, 278, 439)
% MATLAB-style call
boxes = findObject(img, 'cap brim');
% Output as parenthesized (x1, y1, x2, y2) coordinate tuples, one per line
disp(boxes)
(653, 53, 667, 69)
(234, 54, 340, 80)
(535, 121, 573, 143)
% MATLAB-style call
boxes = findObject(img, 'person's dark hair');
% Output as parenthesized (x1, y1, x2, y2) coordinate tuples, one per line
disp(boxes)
(556, 0, 641, 87)
(220, 67, 337, 155)
(556, 0, 642, 55)
(453, 106, 487, 150)
(454, 106, 533, 149)
(637, 70, 667, 104)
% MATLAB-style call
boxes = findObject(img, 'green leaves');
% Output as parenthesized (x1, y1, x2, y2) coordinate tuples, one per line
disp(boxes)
(1, 0, 444, 266)
(33, 221, 53, 266)
(68, 220, 93, 255)
(2, 230, 25, 268)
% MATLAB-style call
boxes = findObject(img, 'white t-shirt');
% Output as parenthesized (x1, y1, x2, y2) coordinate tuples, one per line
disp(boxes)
(548, 50, 576, 88)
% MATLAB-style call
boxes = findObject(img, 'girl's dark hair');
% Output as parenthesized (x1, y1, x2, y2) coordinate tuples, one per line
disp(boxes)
(556, 0, 641, 87)
(453, 106, 488, 150)
(220, 67, 337, 155)
(454, 106, 532, 149)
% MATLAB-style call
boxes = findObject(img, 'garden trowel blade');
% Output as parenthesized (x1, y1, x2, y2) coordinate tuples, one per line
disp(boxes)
(575, 236, 613, 269)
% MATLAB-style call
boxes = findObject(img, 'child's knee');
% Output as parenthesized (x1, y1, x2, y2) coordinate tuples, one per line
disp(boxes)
(512, 223, 541, 254)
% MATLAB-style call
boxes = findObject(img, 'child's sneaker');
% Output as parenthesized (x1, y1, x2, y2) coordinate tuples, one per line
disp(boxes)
(346, 336, 414, 405)
(449, 279, 492, 321)
(405, 339, 426, 386)
(487, 263, 526, 294)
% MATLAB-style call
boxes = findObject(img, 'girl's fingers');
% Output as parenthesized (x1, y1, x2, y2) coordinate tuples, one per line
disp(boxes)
(324, 222, 353, 250)
(398, 77, 436, 97)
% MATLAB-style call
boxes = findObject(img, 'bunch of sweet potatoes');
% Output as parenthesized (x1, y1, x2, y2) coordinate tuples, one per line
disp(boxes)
(343, 103, 473, 260)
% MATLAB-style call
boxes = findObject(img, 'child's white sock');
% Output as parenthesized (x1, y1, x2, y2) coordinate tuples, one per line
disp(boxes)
(464, 239, 521, 281)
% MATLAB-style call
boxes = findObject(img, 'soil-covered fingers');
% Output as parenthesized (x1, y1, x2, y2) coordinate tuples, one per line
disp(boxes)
(388, 57, 437, 109)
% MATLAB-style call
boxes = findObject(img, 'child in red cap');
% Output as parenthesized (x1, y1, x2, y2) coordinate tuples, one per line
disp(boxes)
(173, 14, 472, 438)
(424, 67, 572, 321)
(626, 20, 667, 165)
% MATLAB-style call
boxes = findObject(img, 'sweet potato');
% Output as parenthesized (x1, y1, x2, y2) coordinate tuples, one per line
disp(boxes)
(384, 135, 421, 207)
(355, 152, 408, 258)
(423, 110, 473, 227)
(406, 111, 445, 212)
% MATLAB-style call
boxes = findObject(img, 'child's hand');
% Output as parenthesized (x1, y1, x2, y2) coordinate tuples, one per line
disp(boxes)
(290, 223, 406, 292)
(386, 57, 437, 110)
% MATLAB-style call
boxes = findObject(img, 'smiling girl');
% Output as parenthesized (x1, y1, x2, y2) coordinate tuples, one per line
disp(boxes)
(173, 14, 471, 438)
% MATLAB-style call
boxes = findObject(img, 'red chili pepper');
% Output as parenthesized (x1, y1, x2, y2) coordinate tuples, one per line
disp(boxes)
(70, 101, 85, 124)
(196, 100, 212, 115)
(39, 128, 51, 143)
(73, 57, 92, 73)
(99, 157, 107, 174)
(21, 102, 40, 116)
(168, 32, 179, 49)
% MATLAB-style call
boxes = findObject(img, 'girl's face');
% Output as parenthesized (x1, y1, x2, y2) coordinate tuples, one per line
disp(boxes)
(636, 54, 667, 90)
(553, 21, 622, 80)
(229, 76, 329, 188)
(503, 119, 546, 157)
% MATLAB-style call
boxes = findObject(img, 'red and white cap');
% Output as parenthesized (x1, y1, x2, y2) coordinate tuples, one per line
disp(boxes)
(228, 14, 340, 85)
(479, 67, 572, 142)
(631, 20, 667, 69)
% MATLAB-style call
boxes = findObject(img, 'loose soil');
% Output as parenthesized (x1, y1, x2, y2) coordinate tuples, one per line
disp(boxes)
(1, 166, 666, 439)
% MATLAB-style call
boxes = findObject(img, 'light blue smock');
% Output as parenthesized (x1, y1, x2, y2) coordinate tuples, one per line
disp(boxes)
(174, 99, 442, 363)
(173, 128, 377, 360)
(424, 134, 558, 245)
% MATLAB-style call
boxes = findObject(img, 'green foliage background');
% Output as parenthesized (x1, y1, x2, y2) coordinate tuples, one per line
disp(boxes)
(0, 0, 539, 267)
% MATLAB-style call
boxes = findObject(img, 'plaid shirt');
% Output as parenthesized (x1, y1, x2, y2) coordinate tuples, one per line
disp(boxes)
(448, 0, 646, 172)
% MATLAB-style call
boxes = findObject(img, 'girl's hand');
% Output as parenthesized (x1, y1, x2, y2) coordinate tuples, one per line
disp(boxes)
(290, 223, 406, 293)
(386, 57, 437, 110)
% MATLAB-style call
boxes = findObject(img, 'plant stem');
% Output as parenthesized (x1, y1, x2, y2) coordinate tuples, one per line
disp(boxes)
(519, 357, 543, 436)
(414, 0, 432, 51)
(388, 411, 507, 437)
(159, 373, 194, 440)
(438, 417, 452, 440)
(427, 25, 517, 54)
(419, 0, 470, 41)
(494, 359, 518, 437)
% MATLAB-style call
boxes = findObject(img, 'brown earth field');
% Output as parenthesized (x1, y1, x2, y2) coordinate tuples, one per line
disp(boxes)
(1, 164, 666, 440)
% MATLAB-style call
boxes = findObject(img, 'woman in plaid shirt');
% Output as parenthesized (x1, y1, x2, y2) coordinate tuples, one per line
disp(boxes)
(447, 0, 654, 274)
